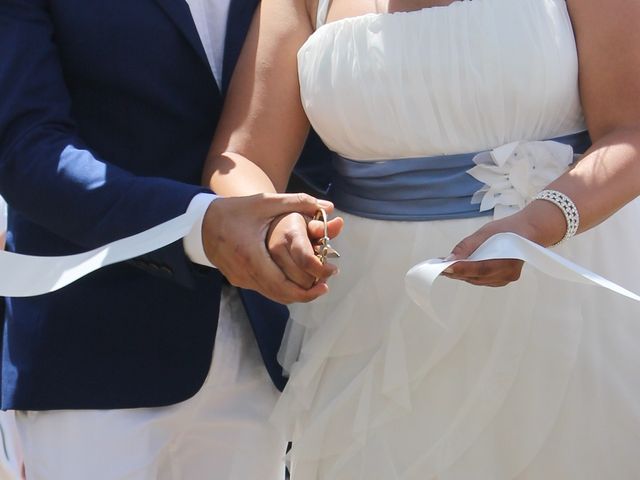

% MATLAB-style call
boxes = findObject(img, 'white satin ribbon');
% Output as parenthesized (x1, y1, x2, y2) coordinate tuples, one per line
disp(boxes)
(405, 232, 640, 318)
(0, 208, 203, 298)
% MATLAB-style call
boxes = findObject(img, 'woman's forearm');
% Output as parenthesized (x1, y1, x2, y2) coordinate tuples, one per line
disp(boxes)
(204, 151, 289, 197)
(199, 0, 313, 200)
(522, 126, 640, 245)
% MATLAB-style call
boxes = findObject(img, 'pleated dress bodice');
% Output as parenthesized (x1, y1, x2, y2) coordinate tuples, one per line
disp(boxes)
(297, 0, 586, 161)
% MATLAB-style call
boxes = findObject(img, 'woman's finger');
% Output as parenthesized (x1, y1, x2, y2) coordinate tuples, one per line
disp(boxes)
(289, 229, 338, 280)
(455, 277, 514, 288)
(444, 259, 523, 278)
(441, 270, 519, 287)
(271, 243, 317, 289)
(308, 217, 344, 240)
(442, 260, 524, 285)
(253, 256, 329, 304)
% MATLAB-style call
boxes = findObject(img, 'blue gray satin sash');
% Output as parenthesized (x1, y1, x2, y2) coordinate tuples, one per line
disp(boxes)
(328, 131, 591, 221)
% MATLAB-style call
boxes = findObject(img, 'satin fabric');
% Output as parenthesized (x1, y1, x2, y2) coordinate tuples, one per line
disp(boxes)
(328, 131, 589, 221)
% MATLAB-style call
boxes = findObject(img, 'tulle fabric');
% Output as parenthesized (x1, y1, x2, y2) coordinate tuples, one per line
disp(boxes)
(275, 0, 640, 478)
(275, 205, 640, 479)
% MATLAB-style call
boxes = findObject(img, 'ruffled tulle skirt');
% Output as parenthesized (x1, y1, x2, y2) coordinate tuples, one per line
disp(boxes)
(273, 199, 640, 480)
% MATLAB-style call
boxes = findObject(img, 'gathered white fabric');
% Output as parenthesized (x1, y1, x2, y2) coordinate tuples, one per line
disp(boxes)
(277, 0, 640, 478)
(297, 0, 583, 161)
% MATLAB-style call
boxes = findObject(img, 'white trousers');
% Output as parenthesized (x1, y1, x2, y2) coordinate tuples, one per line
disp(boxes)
(15, 287, 286, 480)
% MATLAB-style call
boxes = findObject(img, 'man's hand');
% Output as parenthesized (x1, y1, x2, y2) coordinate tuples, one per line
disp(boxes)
(202, 193, 336, 304)
(266, 212, 344, 289)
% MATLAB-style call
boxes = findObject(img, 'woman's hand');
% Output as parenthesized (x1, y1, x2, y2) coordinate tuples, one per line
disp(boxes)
(267, 212, 344, 289)
(442, 204, 563, 287)
(443, 215, 529, 287)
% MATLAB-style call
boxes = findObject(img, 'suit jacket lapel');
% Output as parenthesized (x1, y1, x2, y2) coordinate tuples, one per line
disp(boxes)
(154, 0, 212, 73)
(222, 0, 259, 93)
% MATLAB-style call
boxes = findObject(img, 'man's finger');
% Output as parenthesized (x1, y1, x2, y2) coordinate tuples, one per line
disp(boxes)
(262, 193, 334, 218)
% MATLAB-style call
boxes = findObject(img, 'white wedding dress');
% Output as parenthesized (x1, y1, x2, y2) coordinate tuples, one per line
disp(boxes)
(273, 1, 640, 479)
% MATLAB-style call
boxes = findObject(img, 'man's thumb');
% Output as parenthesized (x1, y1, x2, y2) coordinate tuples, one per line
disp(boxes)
(264, 193, 334, 218)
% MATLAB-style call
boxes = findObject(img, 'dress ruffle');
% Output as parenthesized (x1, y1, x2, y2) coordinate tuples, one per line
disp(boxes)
(275, 206, 640, 479)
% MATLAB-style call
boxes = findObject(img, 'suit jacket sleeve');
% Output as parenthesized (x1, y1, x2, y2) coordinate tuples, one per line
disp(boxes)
(0, 0, 210, 285)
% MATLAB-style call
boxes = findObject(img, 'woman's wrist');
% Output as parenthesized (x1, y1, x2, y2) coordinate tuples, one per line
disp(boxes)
(518, 199, 570, 247)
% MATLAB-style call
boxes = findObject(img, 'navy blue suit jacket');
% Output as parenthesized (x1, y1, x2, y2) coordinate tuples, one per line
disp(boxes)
(0, 0, 301, 410)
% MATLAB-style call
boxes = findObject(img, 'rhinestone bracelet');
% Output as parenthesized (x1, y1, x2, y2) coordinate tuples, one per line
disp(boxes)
(533, 189, 580, 245)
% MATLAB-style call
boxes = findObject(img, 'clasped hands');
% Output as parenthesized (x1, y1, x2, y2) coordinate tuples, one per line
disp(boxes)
(201, 193, 343, 304)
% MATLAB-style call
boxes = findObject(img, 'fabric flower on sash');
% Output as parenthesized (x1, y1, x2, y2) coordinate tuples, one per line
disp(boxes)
(467, 140, 576, 219)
